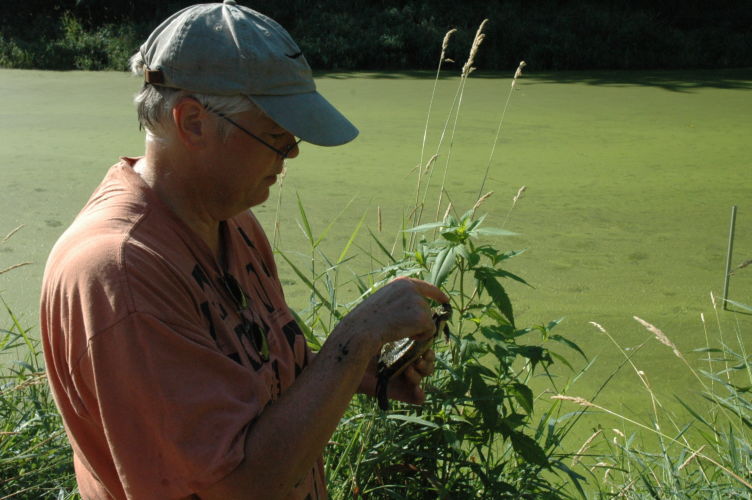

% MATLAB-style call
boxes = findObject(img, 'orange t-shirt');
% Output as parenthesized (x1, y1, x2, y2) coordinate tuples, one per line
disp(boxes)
(40, 158, 327, 499)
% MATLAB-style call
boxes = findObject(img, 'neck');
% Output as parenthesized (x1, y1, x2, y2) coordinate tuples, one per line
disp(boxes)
(135, 141, 222, 257)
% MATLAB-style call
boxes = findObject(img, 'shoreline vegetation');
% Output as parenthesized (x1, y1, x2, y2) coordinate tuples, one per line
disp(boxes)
(2, 7, 751, 499)
(1, 1, 751, 72)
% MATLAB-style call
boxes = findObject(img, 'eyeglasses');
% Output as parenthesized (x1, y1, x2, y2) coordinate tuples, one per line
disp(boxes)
(213, 110, 301, 159)
(219, 273, 270, 362)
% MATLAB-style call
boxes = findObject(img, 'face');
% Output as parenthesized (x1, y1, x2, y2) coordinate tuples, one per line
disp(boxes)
(206, 110, 299, 214)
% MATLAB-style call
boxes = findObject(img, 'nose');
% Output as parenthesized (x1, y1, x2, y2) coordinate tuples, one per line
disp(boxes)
(284, 136, 302, 159)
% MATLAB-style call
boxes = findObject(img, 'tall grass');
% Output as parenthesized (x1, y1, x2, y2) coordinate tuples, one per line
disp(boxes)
(1, 18, 749, 499)
(273, 21, 593, 498)
(553, 295, 752, 498)
(1, 227, 77, 499)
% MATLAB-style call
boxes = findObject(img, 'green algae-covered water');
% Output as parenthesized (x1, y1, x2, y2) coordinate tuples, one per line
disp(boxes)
(1, 69, 751, 427)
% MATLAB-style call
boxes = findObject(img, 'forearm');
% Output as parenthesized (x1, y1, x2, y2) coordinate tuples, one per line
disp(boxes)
(198, 316, 377, 499)
(198, 277, 447, 499)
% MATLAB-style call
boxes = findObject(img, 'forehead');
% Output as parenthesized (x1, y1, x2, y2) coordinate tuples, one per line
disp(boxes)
(236, 108, 287, 133)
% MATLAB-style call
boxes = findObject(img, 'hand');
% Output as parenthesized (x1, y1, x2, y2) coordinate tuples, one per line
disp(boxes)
(387, 348, 436, 404)
(358, 348, 436, 404)
(344, 277, 449, 352)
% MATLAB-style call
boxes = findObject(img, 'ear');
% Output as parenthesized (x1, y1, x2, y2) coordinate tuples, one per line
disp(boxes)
(172, 97, 212, 150)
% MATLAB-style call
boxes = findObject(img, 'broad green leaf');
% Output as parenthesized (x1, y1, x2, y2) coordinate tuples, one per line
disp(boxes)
(476, 271, 515, 327)
(480, 325, 513, 344)
(460, 207, 475, 222)
(474, 227, 519, 237)
(509, 382, 534, 414)
(513, 345, 551, 370)
(440, 229, 464, 243)
(469, 370, 498, 429)
(549, 351, 575, 372)
(510, 431, 549, 467)
(477, 267, 532, 287)
(502, 412, 526, 429)
(429, 245, 458, 287)
(295, 192, 314, 245)
(692, 347, 724, 353)
(550, 334, 588, 361)
(386, 414, 439, 429)
(551, 461, 588, 499)
(404, 221, 445, 233)
(477, 247, 527, 265)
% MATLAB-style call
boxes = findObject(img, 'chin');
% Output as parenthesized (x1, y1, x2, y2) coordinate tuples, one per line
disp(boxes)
(248, 189, 271, 208)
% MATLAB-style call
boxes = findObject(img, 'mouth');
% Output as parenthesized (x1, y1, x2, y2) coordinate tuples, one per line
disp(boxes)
(268, 166, 285, 179)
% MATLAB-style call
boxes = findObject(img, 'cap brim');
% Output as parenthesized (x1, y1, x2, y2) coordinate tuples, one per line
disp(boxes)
(249, 91, 358, 147)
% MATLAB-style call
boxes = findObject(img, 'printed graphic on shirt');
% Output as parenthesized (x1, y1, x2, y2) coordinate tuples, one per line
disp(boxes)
(192, 262, 272, 372)
(282, 320, 308, 376)
(245, 261, 275, 313)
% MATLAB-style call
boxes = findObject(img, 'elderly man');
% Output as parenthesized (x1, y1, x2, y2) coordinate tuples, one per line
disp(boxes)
(40, 1, 447, 499)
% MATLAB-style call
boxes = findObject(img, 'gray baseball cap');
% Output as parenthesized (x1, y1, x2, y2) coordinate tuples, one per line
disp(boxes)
(140, 0, 358, 146)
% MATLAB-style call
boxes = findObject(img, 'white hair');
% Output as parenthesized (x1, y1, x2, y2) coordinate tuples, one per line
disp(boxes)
(129, 51, 261, 141)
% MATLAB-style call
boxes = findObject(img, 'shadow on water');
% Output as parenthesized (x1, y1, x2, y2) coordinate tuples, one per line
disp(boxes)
(315, 68, 752, 92)
(530, 68, 752, 92)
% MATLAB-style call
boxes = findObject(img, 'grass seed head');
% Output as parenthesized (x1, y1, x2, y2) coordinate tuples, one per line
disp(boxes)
(589, 321, 607, 333)
(424, 153, 439, 173)
(472, 191, 494, 212)
(572, 429, 602, 466)
(552, 395, 594, 407)
(511, 60, 527, 88)
(634, 316, 682, 358)
(462, 19, 489, 77)
(440, 28, 458, 60)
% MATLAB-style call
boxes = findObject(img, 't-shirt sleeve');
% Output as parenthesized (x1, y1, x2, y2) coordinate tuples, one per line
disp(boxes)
(74, 312, 259, 499)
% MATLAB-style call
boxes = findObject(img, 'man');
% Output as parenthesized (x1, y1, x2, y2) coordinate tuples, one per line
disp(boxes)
(40, 1, 447, 499)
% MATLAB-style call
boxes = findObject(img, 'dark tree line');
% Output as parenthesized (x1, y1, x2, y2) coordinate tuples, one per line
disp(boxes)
(1, 0, 750, 71)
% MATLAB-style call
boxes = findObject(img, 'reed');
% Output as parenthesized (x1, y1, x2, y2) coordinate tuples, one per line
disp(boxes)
(1, 301, 77, 497)
(553, 295, 752, 497)
(432, 20, 489, 223)
(477, 60, 527, 201)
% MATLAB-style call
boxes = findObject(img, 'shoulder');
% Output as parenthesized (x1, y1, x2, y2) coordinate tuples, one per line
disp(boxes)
(41, 208, 200, 340)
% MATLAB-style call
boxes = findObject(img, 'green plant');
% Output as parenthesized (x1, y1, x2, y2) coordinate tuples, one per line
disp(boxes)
(0, 226, 77, 498)
(555, 295, 752, 498)
(0, 297, 78, 499)
(271, 21, 588, 498)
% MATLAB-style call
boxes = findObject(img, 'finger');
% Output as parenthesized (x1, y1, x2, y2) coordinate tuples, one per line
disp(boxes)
(401, 365, 423, 386)
(394, 277, 450, 304)
(412, 385, 426, 405)
(413, 351, 436, 376)
(421, 349, 436, 364)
